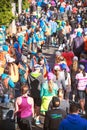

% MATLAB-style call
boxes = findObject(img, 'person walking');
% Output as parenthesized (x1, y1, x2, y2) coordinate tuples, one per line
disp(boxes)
(40, 72, 58, 115)
(43, 96, 66, 130)
(28, 64, 44, 124)
(75, 64, 87, 114)
(48, 88, 69, 113)
(15, 85, 34, 130)
(59, 102, 87, 130)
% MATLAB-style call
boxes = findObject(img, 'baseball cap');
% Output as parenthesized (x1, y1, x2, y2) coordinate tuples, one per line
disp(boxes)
(34, 64, 41, 70)
(73, 56, 78, 61)
(54, 64, 61, 71)
(79, 64, 85, 70)
(55, 51, 61, 56)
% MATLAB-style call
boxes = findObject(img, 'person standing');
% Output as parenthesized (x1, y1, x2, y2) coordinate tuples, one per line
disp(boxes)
(15, 85, 34, 130)
(59, 102, 87, 130)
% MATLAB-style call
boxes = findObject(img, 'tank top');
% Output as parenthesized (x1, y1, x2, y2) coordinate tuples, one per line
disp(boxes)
(18, 97, 32, 118)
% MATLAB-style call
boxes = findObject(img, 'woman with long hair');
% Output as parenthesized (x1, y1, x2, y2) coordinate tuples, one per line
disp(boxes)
(15, 85, 34, 130)
(40, 72, 58, 115)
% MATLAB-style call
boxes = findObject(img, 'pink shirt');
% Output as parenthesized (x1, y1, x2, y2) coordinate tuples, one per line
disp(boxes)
(18, 97, 32, 118)
(75, 73, 87, 91)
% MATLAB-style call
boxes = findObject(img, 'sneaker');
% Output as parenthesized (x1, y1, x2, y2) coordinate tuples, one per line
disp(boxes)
(82, 111, 86, 115)
(35, 120, 41, 125)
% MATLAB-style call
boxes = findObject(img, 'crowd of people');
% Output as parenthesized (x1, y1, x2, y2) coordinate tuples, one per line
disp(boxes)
(0, 0, 87, 130)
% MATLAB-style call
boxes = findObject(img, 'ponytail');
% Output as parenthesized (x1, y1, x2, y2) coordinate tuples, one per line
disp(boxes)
(82, 70, 86, 77)
(64, 69, 68, 80)
(48, 80, 53, 93)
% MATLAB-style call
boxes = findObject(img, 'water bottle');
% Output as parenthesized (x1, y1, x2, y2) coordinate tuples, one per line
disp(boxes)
(4, 94, 10, 103)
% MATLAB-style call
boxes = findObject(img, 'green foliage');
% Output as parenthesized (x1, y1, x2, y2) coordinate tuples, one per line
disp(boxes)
(0, 0, 14, 26)
(14, 0, 18, 3)
(22, 0, 29, 10)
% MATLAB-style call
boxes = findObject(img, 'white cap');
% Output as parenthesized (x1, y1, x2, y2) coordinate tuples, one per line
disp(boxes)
(85, 31, 87, 35)
(73, 56, 78, 61)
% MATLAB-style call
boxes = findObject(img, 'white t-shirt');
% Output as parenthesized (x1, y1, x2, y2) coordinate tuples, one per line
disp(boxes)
(75, 73, 87, 91)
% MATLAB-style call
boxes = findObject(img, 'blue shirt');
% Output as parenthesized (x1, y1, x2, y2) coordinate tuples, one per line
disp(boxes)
(59, 114, 87, 130)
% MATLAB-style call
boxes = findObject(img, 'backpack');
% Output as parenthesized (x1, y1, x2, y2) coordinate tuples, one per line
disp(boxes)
(0, 52, 6, 74)
(9, 63, 19, 83)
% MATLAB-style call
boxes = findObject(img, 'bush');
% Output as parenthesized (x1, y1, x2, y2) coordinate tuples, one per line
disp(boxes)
(0, 0, 14, 26)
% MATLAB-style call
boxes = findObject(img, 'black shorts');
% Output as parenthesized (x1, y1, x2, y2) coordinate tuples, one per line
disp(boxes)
(52, 32, 56, 37)
(66, 33, 70, 40)
(78, 90, 85, 100)
(33, 97, 41, 107)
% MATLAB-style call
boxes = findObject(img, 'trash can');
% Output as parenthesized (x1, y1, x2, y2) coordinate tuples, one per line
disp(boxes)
(0, 103, 15, 130)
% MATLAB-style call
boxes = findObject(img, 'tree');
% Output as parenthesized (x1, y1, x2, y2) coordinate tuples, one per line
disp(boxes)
(0, 0, 14, 26)
(22, 0, 29, 10)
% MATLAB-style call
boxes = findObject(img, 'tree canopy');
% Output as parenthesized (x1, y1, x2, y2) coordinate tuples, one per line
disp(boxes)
(0, 0, 14, 26)
(22, 0, 30, 10)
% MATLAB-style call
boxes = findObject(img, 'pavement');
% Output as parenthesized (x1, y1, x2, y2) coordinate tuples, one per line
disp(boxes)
(16, 46, 57, 130)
